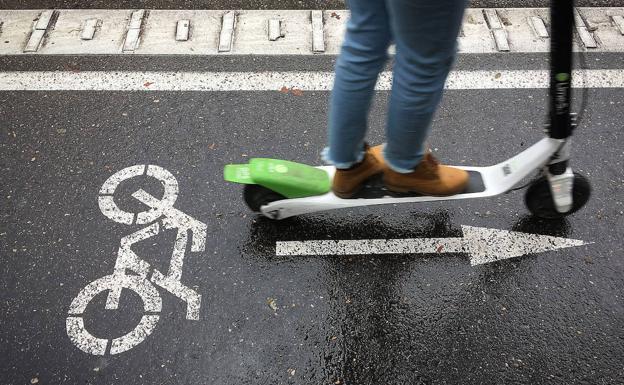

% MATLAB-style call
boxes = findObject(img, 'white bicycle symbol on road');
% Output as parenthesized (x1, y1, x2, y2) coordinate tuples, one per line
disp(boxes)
(66, 165, 207, 355)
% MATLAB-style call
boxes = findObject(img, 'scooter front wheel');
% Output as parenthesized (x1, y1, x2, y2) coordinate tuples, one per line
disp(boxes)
(524, 172, 591, 219)
(243, 184, 287, 212)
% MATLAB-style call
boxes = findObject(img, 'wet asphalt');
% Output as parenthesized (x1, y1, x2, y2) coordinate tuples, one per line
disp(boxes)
(1, 48, 624, 384)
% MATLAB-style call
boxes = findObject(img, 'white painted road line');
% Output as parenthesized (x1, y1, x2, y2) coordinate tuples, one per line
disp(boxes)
(1, 8, 624, 55)
(529, 16, 549, 39)
(176, 19, 190, 42)
(1, 69, 623, 91)
(24, 10, 55, 53)
(276, 225, 590, 266)
(80, 18, 99, 41)
(122, 9, 145, 52)
(483, 9, 510, 52)
(613, 15, 624, 35)
(574, 8, 598, 48)
(311, 10, 325, 53)
(218, 11, 236, 52)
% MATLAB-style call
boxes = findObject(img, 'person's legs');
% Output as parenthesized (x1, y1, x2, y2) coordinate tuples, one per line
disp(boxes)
(384, 0, 468, 173)
(323, 0, 392, 169)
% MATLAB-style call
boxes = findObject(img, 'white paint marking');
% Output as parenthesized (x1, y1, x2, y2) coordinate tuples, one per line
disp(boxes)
(105, 224, 159, 310)
(311, 10, 325, 53)
(110, 315, 160, 355)
(68, 165, 207, 355)
(462, 226, 588, 265)
(218, 11, 236, 52)
(132, 189, 207, 252)
(99, 164, 145, 195)
(276, 225, 590, 266)
(122, 9, 145, 52)
(268, 18, 283, 41)
(98, 164, 145, 225)
(66, 317, 108, 355)
(492, 29, 510, 51)
(69, 274, 162, 315)
(123, 28, 141, 52)
(484, 9, 510, 52)
(24, 11, 54, 53)
(136, 164, 179, 225)
(80, 18, 99, 40)
(575, 8, 598, 48)
(67, 274, 161, 355)
(2, 8, 624, 55)
(484, 9, 503, 29)
(24, 29, 46, 53)
(529, 16, 549, 38)
(277, 238, 466, 256)
(34, 10, 54, 30)
(128, 9, 145, 30)
(612, 15, 624, 35)
(176, 19, 190, 41)
(3, 69, 624, 92)
(98, 195, 134, 225)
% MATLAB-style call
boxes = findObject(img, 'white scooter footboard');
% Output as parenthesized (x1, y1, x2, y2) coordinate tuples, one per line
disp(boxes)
(261, 138, 564, 219)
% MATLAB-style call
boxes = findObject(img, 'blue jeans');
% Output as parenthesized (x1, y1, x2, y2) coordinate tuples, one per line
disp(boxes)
(323, 0, 468, 172)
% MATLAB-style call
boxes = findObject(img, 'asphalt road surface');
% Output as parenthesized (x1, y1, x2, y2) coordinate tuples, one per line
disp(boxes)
(2, 4, 624, 385)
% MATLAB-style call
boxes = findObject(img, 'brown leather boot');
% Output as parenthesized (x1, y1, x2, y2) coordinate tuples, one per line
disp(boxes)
(332, 144, 385, 198)
(384, 153, 469, 196)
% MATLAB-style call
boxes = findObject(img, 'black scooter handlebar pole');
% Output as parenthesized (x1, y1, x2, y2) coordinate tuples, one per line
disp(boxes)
(549, 0, 574, 140)
(548, 0, 575, 175)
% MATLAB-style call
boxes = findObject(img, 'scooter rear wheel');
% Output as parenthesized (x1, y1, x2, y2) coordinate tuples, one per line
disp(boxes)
(524, 172, 591, 219)
(243, 184, 287, 212)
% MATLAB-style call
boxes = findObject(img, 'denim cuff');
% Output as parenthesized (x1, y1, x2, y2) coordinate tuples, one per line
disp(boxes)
(384, 145, 424, 174)
(321, 146, 366, 169)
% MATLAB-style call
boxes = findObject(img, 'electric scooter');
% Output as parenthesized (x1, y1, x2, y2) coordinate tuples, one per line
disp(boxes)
(224, 1, 591, 220)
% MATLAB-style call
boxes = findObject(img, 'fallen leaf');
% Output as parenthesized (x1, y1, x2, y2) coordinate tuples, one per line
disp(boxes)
(291, 88, 304, 96)
(494, 73, 501, 79)
(436, 245, 444, 253)
(63, 63, 80, 73)
(267, 298, 278, 311)
(144, 81, 154, 87)
(330, 12, 341, 20)
(30, 378, 39, 384)
(279, 86, 290, 94)
(287, 368, 296, 376)
(209, 143, 216, 150)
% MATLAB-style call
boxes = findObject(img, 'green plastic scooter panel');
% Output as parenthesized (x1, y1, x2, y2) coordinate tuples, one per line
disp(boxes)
(249, 158, 331, 198)
(224, 164, 255, 184)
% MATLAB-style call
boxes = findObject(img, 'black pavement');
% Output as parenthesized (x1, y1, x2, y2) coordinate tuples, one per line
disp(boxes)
(1, 33, 624, 385)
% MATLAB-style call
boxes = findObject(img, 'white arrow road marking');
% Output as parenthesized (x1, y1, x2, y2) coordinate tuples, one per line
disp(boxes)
(276, 225, 590, 266)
